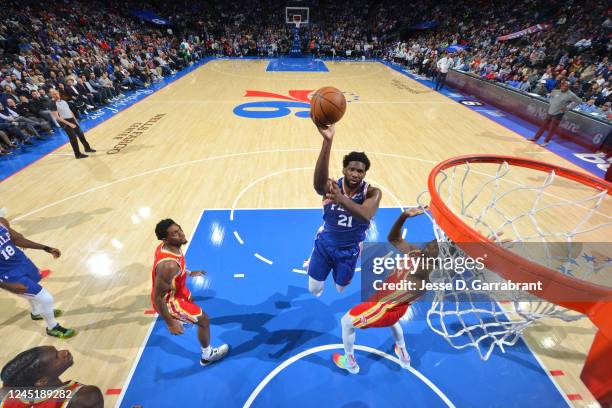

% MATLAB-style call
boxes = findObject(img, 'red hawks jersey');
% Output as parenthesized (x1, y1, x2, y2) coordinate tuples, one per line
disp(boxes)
(369, 250, 428, 306)
(151, 243, 190, 306)
(0, 381, 83, 408)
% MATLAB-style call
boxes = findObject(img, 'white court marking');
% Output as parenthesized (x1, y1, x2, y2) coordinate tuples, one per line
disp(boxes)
(228, 166, 405, 261)
(242, 343, 456, 408)
(233, 230, 244, 244)
(13, 148, 608, 223)
(144, 100, 454, 105)
(254, 253, 273, 265)
(206, 59, 388, 81)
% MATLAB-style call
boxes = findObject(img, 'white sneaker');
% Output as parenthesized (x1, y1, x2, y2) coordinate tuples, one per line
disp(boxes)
(394, 345, 411, 369)
(200, 344, 229, 366)
(332, 352, 359, 374)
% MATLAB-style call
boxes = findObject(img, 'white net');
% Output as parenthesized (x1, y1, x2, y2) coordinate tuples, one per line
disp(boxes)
(418, 159, 612, 360)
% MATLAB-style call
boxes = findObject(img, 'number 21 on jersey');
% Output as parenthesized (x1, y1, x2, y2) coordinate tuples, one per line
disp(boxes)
(338, 215, 353, 227)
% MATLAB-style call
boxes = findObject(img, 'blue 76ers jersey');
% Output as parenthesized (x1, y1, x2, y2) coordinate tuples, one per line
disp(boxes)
(318, 177, 371, 247)
(0, 224, 30, 275)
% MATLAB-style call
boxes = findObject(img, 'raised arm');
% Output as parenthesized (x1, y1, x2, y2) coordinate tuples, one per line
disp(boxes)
(387, 208, 427, 254)
(313, 124, 335, 196)
(153, 261, 183, 334)
(0, 217, 61, 258)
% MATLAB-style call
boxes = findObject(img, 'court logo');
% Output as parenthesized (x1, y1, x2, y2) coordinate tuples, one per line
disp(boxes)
(391, 78, 429, 94)
(233, 90, 358, 119)
(573, 152, 611, 171)
(460, 100, 484, 106)
(107, 114, 166, 155)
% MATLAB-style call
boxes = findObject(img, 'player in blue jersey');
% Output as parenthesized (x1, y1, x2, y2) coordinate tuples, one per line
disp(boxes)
(0, 218, 76, 338)
(308, 123, 382, 296)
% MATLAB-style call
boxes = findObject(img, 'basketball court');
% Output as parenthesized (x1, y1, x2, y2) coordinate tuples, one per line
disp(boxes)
(1, 57, 610, 407)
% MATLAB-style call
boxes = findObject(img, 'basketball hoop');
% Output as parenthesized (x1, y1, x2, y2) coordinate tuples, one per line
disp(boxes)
(285, 6, 309, 29)
(420, 154, 612, 403)
(293, 15, 301, 29)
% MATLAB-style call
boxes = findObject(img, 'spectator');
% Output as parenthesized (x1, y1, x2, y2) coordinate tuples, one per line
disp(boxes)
(0, 99, 43, 140)
(1, 85, 18, 106)
(29, 90, 60, 129)
(0, 130, 17, 155)
(66, 78, 95, 110)
(601, 102, 612, 120)
(14, 96, 53, 134)
(531, 81, 582, 146)
(576, 99, 602, 115)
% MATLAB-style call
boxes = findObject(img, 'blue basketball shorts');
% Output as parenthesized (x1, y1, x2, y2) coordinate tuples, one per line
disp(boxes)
(0, 258, 42, 296)
(307, 238, 360, 287)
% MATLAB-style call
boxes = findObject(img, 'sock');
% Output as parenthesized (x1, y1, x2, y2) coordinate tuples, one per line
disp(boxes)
(308, 277, 324, 297)
(390, 322, 406, 350)
(28, 299, 41, 315)
(335, 283, 347, 294)
(201, 345, 212, 359)
(28, 288, 57, 330)
(341, 313, 356, 358)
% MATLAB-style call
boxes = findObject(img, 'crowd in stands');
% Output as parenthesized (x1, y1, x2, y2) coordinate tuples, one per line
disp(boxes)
(0, 0, 610, 156)
(386, 0, 611, 120)
(0, 0, 203, 156)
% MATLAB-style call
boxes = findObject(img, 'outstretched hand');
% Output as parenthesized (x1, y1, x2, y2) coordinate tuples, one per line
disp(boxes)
(189, 270, 207, 277)
(402, 206, 428, 219)
(313, 112, 335, 141)
(46, 247, 61, 258)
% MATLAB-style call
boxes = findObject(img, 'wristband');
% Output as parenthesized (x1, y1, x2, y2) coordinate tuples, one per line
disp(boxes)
(43, 246, 52, 253)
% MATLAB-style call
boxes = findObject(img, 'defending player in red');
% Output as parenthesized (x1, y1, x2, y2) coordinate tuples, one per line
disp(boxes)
(332, 207, 438, 373)
(152, 219, 229, 366)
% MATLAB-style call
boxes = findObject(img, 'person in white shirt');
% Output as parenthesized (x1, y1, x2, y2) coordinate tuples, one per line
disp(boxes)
(49, 89, 95, 159)
(435, 52, 454, 91)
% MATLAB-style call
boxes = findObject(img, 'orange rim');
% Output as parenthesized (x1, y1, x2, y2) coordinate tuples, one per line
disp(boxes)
(427, 155, 612, 316)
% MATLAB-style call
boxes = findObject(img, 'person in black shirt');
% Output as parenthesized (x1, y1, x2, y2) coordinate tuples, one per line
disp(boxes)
(13, 97, 52, 134)
(29, 90, 60, 128)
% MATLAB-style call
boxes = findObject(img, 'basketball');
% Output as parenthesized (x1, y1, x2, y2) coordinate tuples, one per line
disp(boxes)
(310, 86, 346, 126)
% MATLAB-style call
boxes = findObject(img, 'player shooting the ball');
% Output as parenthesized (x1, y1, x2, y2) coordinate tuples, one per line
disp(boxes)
(306, 120, 382, 296)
